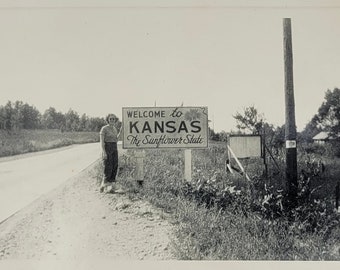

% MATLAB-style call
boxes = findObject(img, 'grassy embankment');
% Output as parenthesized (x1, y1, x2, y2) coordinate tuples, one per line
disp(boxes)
(0, 129, 99, 157)
(93, 141, 340, 260)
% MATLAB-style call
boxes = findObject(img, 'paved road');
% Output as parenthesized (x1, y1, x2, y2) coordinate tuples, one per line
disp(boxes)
(0, 142, 102, 223)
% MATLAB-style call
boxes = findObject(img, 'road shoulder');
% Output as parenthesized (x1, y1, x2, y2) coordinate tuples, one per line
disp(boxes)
(0, 162, 175, 260)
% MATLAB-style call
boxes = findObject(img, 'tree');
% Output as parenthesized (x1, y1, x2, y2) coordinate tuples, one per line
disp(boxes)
(42, 107, 65, 130)
(217, 130, 228, 142)
(21, 103, 41, 129)
(0, 101, 40, 130)
(271, 124, 285, 149)
(88, 117, 106, 132)
(233, 106, 286, 152)
(209, 128, 220, 141)
(65, 109, 80, 131)
(300, 88, 340, 141)
(233, 105, 264, 134)
(316, 88, 340, 135)
(42, 107, 58, 129)
(0, 106, 5, 129)
(299, 114, 321, 143)
(79, 113, 89, 131)
(12, 101, 24, 130)
(3, 101, 15, 130)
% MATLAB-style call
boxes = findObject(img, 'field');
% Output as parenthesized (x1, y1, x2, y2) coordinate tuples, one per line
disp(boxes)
(106, 141, 340, 260)
(0, 129, 99, 157)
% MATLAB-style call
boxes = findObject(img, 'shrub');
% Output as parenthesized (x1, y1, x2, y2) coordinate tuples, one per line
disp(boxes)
(114, 142, 340, 260)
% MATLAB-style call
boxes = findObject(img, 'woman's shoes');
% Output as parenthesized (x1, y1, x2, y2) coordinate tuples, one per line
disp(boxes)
(99, 181, 109, 193)
(114, 183, 125, 194)
(99, 182, 124, 194)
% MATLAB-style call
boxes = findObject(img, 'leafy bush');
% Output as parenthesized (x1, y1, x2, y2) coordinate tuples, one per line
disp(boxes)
(328, 141, 340, 157)
(302, 143, 326, 155)
(113, 142, 340, 260)
(301, 141, 340, 158)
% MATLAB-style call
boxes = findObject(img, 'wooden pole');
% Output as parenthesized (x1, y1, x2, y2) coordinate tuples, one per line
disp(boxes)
(283, 18, 298, 201)
(335, 181, 339, 211)
(226, 137, 232, 173)
(135, 150, 145, 186)
(184, 149, 192, 181)
(262, 128, 268, 178)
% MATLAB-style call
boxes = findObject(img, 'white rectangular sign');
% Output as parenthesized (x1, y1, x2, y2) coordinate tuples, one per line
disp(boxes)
(122, 107, 209, 149)
(229, 135, 262, 158)
(286, 140, 296, 148)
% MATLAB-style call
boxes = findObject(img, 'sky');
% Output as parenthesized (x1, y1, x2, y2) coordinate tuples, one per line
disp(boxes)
(0, 0, 339, 132)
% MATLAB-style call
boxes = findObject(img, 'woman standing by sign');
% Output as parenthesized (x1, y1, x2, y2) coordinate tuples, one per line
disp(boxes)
(99, 113, 121, 193)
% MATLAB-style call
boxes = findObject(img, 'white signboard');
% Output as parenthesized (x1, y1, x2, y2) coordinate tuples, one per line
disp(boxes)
(229, 135, 262, 158)
(122, 107, 209, 149)
(286, 140, 296, 148)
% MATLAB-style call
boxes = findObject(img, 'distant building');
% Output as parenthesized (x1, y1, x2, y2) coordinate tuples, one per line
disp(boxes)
(312, 131, 339, 144)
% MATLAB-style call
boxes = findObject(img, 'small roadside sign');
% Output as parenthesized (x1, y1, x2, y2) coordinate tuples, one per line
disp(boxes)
(229, 135, 262, 158)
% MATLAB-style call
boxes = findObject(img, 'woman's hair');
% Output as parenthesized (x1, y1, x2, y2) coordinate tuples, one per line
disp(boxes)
(105, 113, 118, 123)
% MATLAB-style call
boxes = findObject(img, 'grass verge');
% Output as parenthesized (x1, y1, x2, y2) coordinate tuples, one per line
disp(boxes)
(94, 142, 340, 260)
(0, 129, 99, 157)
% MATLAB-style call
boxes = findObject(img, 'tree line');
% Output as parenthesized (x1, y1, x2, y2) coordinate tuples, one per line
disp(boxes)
(227, 87, 340, 156)
(2, 87, 338, 139)
(0, 101, 106, 132)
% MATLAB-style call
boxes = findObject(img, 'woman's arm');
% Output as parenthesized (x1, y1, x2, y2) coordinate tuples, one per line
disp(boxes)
(116, 121, 122, 141)
(117, 126, 122, 140)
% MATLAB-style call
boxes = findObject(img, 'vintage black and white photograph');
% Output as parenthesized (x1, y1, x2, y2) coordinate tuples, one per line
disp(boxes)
(0, 0, 339, 267)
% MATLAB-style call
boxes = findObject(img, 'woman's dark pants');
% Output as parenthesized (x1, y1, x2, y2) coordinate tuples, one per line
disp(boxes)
(103, 142, 118, 183)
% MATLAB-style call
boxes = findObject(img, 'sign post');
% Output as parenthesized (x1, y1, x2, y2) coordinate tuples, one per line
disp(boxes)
(122, 106, 209, 183)
(135, 150, 145, 186)
(184, 149, 192, 181)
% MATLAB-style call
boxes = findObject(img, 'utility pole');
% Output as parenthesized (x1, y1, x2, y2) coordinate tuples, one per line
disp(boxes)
(283, 18, 298, 202)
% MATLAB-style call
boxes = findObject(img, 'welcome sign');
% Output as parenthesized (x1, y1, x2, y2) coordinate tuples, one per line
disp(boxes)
(122, 107, 209, 149)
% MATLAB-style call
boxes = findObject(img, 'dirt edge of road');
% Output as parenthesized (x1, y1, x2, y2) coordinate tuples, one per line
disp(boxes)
(0, 161, 176, 260)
